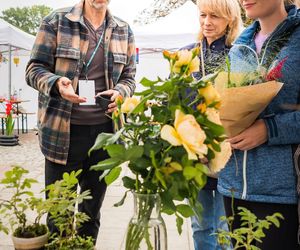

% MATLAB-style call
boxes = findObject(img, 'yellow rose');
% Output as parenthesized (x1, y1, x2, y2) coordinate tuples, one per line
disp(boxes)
(198, 82, 221, 108)
(209, 141, 232, 173)
(206, 108, 221, 125)
(171, 49, 200, 76)
(161, 109, 208, 160)
(188, 56, 200, 75)
(172, 50, 191, 73)
(121, 97, 140, 114)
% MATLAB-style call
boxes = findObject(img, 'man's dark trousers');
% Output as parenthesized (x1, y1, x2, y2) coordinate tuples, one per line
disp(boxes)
(45, 122, 113, 243)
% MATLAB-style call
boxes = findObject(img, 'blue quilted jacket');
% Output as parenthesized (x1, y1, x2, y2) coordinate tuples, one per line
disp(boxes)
(218, 5, 300, 204)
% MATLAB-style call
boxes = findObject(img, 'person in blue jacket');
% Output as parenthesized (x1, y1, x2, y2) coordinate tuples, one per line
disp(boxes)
(218, 0, 300, 249)
(182, 0, 242, 249)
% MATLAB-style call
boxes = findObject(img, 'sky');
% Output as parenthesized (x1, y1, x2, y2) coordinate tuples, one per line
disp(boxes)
(0, 0, 153, 25)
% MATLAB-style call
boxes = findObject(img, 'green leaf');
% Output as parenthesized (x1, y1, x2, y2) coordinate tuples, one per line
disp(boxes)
(104, 167, 122, 185)
(125, 146, 144, 161)
(176, 204, 194, 218)
(134, 89, 153, 96)
(176, 214, 184, 235)
(132, 93, 154, 114)
(98, 169, 110, 182)
(155, 80, 173, 92)
(132, 157, 151, 170)
(194, 174, 207, 187)
(90, 158, 121, 171)
(106, 128, 125, 144)
(183, 166, 197, 180)
(195, 163, 209, 175)
(88, 133, 114, 155)
(106, 144, 126, 159)
(139, 77, 160, 87)
(266, 215, 282, 228)
(122, 176, 136, 190)
(114, 191, 129, 207)
(160, 191, 176, 211)
(155, 170, 167, 189)
(197, 117, 225, 137)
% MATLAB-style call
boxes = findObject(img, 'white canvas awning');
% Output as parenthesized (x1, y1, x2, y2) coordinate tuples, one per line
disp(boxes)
(132, 1, 199, 52)
(0, 18, 35, 97)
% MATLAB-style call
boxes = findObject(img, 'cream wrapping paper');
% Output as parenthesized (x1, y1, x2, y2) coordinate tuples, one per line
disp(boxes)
(214, 72, 283, 137)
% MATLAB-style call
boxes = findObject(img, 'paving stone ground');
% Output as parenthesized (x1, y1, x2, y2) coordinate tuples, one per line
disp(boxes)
(0, 131, 193, 250)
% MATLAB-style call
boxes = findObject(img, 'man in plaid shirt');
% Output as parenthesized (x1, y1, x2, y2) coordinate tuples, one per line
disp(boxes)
(26, 0, 136, 244)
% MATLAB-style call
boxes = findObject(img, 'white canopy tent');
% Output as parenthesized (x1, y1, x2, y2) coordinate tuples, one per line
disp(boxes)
(132, 1, 199, 85)
(133, 1, 198, 50)
(0, 18, 35, 98)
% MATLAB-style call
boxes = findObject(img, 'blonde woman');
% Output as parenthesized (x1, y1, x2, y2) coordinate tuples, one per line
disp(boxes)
(219, 0, 300, 249)
(181, 0, 242, 249)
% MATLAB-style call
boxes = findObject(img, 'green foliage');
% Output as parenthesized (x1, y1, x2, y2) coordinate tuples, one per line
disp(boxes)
(0, 166, 48, 237)
(44, 170, 93, 250)
(1, 5, 52, 35)
(216, 206, 284, 250)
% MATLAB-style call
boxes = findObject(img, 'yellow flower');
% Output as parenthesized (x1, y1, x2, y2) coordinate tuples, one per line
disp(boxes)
(198, 82, 221, 108)
(209, 141, 232, 173)
(163, 50, 177, 60)
(172, 50, 200, 76)
(161, 109, 208, 160)
(112, 109, 119, 120)
(197, 103, 207, 113)
(115, 95, 123, 106)
(121, 97, 140, 114)
(206, 108, 221, 125)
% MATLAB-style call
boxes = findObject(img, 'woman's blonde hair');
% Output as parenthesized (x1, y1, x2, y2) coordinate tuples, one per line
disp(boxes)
(197, 0, 243, 46)
(285, 0, 300, 7)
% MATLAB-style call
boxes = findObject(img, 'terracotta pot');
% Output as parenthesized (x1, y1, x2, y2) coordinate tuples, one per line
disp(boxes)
(12, 233, 48, 250)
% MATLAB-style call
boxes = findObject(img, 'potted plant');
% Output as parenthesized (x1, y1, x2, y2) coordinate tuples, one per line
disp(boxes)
(216, 203, 284, 249)
(0, 166, 48, 249)
(0, 99, 18, 146)
(44, 170, 94, 250)
(89, 48, 232, 249)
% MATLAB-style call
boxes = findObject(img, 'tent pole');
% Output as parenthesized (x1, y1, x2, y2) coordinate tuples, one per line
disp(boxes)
(8, 44, 12, 100)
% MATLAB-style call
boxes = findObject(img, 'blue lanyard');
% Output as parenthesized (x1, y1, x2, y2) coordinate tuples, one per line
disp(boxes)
(84, 22, 106, 78)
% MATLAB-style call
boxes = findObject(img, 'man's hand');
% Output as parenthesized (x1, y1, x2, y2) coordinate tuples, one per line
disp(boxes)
(96, 89, 120, 113)
(228, 119, 268, 151)
(56, 77, 86, 103)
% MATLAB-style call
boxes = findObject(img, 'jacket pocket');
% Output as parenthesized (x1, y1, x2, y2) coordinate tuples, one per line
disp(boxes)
(55, 46, 80, 60)
(112, 53, 127, 84)
(113, 53, 127, 64)
(55, 46, 80, 80)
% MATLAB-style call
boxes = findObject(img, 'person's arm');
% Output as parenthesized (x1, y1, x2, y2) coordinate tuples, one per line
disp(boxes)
(113, 26, 136, 98)
(264, 111, 300, 145)
(25, 18, 61, 97)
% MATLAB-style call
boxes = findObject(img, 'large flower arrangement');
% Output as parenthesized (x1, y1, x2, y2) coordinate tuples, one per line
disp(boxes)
(90, 48, 231, 246)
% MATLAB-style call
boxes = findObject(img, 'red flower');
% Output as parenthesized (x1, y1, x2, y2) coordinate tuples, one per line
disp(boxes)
(266, 57, 288, 81)
(5, 101, 13, 116)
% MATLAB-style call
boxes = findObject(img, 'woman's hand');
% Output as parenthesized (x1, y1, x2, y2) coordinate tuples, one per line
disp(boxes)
(228, 119, 268, 151)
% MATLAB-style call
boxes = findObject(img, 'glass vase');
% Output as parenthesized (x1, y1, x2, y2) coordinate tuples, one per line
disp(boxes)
(125, 192, 167, 250)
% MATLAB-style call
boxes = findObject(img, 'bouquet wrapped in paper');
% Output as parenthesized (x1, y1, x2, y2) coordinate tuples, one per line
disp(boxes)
(213, 45, 285, 137)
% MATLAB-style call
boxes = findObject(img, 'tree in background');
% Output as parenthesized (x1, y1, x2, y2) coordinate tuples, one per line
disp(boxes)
(1, 5, 52, 35)
(134, 0, 253, 26)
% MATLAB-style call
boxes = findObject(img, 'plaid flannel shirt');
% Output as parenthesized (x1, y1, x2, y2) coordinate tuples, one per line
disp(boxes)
(25, 0, 136, 165)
